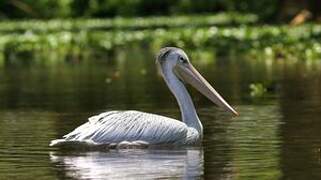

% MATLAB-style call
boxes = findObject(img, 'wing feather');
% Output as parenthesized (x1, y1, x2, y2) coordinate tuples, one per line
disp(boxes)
(63, 111, 188, 145)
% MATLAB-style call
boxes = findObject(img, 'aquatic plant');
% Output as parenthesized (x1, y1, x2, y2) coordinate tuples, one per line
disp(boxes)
(250, 83, 267, 97)
(0, 22, 321, 62)
(0, 13, 257, 33)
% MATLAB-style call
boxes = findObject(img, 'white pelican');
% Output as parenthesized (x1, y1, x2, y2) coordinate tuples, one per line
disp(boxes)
(50, 47, 238, 148)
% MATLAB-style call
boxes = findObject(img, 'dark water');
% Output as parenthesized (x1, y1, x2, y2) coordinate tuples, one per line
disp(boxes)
(0, 48, 321, 179)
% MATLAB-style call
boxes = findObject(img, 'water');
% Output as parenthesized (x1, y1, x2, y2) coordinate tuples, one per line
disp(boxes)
(0, 48, 321, 179)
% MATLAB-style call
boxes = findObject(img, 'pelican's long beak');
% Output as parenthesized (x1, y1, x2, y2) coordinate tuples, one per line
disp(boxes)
(174, 63, 239, 116)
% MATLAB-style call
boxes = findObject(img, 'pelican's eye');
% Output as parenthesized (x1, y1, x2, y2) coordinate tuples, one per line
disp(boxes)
(179, 56, 188, 64)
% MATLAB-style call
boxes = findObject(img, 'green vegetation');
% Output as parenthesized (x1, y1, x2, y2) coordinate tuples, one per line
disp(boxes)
(1, 1, 320, 64)
(250, 83, 267, 97)
(1, 22, 321, 62)
(0, 13, 258, 33)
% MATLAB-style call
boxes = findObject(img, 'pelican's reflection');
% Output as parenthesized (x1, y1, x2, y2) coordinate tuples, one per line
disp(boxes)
(50, 148, 203, 179)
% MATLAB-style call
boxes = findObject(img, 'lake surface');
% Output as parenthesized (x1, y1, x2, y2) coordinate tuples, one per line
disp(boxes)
(0, 48, 321, 179)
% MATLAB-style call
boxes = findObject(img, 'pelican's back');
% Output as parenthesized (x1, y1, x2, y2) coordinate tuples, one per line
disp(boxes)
(50, 111, 189, 147)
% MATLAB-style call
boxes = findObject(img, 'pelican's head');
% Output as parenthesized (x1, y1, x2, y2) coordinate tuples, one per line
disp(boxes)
(156, 47, 238, 116)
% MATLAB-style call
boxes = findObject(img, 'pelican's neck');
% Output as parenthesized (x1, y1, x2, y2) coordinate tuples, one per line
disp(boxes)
(162, 65, 203, 134)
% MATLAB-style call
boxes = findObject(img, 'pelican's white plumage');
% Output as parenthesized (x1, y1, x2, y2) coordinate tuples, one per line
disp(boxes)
(50, 47, 237, 148)
(59, 111, 200, 145)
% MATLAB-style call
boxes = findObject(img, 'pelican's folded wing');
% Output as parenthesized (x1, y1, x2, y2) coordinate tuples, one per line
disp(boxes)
(60, 110, 188, 145)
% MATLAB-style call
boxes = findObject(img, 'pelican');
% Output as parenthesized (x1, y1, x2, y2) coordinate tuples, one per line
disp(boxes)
(50, 47, 238, 148)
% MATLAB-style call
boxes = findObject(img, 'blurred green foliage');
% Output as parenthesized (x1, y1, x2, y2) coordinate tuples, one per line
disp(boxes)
(0, 13, 258, 33)
(1, 22, 321, 62)
(250, 83, 267, 97)
(0, 0, 278, 21)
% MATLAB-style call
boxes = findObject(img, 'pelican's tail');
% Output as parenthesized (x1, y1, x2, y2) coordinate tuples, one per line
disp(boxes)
(49, 139, 67, 147)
